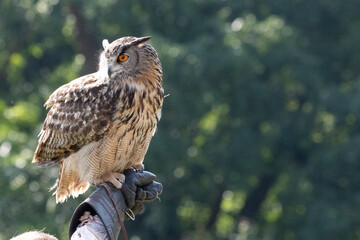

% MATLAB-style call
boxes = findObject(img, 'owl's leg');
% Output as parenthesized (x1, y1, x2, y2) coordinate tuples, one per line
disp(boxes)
(103, 172, 125, 189)
(131, 163, 144, 172)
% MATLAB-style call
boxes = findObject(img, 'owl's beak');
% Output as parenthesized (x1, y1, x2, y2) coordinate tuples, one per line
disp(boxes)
(107, 67, 113, 77)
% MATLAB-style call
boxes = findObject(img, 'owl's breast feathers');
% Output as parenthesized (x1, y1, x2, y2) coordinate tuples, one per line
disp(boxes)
(33, 70, 164, 168)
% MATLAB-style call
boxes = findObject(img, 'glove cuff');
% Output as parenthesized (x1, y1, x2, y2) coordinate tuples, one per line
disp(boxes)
(69, 185, 127, 240)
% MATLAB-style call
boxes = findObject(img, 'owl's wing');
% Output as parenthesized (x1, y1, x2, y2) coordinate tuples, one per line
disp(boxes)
(33, 73, 120, 167)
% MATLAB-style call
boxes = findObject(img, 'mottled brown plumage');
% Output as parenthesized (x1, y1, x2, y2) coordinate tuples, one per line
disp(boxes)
(33, 36, 164, 203)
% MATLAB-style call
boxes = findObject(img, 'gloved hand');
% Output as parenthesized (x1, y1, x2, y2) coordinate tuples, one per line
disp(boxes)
(121, 169, 163, 217)
(68, 170, 163, 240)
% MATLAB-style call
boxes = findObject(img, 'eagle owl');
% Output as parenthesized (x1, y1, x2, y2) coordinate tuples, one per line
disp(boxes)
(33, 36, 164, 203)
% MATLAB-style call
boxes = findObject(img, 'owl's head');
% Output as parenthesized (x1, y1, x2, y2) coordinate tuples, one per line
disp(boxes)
(98, 36, 160, 80)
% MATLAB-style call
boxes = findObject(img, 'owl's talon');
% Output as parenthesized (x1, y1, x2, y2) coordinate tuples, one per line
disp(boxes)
(131, 164, 144, 172)
(102, 172, 125, 189)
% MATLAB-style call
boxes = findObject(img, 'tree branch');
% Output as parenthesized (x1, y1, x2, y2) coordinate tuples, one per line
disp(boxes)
(205, 183, 225, 231)
(238, 174, 276, 219)
(69, 4, 98, 73)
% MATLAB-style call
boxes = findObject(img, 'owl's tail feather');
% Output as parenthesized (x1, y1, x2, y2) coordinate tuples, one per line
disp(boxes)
(53, 161, 90, 203)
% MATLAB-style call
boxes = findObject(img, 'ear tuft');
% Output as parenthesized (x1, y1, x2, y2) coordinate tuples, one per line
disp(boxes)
(102, 39, 109, 50)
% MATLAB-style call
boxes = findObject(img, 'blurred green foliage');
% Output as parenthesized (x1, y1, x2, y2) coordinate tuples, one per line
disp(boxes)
(1, 0, 360, 239)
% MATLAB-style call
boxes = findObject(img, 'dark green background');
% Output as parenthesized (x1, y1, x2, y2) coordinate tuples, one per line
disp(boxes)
(1, 0, 360, 239)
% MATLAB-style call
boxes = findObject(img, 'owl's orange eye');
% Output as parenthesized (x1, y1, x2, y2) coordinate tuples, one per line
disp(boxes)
(118, 54, 129, 62)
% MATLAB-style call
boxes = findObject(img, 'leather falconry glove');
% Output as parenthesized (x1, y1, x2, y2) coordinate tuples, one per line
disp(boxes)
(68, 170, 163, 240)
